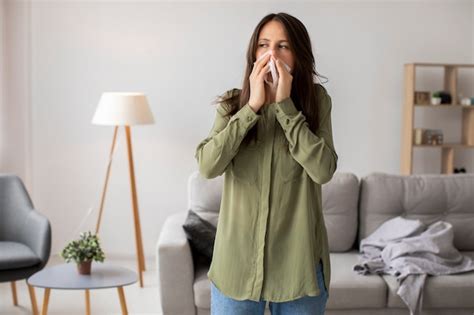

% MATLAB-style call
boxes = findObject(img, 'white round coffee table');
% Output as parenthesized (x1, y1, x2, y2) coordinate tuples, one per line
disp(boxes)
(27, 263, 137, 315)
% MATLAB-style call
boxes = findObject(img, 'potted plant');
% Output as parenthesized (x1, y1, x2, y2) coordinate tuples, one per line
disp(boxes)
(431, 91, 442, 105)
(60, 231, 106, 275)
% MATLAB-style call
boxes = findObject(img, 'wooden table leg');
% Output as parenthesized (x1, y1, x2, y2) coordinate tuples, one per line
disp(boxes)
(85, 289, 91, 315)
(117, 287, 128, 315)
(11, 281, 18, 306)
(41, 288, 50, 315)
(27, 284, 39, 315)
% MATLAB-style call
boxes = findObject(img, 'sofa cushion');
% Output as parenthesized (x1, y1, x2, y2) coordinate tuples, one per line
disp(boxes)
(188, 171, 224, 213)
(195, 211, 218, 228)
(0, 241, 41, 270)
(182, 210, 216, 263)
(322, 173, 360, 252)
(359, 172, 474, 250)
(327, 250, 387, 309)
(382, 251, 474, 309)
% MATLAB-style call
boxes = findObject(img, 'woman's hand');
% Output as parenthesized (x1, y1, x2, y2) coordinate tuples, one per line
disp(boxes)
(275, 58, 293, 103)
(248, 53, 271, 112)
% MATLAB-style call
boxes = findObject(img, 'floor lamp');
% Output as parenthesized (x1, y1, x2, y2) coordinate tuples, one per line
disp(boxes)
(92, 92, 154, 288)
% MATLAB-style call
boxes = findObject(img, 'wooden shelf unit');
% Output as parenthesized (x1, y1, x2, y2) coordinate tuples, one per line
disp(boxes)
(401, 63, 474, 175)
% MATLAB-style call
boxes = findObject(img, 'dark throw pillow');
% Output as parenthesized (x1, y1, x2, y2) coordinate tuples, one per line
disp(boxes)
(182, 209, 216, 264)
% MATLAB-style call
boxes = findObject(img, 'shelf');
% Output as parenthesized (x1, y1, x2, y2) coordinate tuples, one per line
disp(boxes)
(401, 62, 474, 175)
(407, 63, 474, 68)
(414, 104, 474, 109)
(413, 143, 474, 148)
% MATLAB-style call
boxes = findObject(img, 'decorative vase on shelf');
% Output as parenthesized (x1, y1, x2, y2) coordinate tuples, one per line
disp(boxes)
(413, 128, 424, 145)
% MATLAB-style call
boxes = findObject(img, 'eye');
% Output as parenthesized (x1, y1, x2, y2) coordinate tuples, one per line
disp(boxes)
(279, 45, 289, 49)
(258, 44, 268, 48)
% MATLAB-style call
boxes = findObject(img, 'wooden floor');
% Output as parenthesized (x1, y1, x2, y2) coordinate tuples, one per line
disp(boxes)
(0, 255, 162, 315)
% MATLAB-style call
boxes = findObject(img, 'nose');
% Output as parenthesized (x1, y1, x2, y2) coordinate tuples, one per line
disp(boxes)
(267, 49, 277, 59)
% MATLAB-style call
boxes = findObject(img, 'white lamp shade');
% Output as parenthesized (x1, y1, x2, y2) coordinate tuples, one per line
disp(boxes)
(92, 92, 155, 126)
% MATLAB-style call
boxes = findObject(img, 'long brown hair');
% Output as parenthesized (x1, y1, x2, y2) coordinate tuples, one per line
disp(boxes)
(214, 12, 328, 145)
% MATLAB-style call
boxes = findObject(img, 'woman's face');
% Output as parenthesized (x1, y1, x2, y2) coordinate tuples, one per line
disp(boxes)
(256, 20, 295, 71)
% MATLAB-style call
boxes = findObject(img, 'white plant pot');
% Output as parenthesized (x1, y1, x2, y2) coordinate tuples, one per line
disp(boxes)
(431, 97, 441, 105)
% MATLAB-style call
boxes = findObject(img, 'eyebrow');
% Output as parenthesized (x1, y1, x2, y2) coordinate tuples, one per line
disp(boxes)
(259, 38, 289, 43)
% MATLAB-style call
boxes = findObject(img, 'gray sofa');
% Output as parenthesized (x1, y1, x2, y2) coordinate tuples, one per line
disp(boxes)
(157, 171, 474, 315)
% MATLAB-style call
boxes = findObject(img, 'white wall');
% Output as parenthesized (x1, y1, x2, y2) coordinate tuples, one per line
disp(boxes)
(4, 0, 474, 256)
(0, 0, 5, 170)
(2, 0, 32, 187)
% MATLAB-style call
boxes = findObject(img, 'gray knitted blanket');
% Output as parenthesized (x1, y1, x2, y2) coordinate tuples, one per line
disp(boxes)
(353, 216, 474, 315)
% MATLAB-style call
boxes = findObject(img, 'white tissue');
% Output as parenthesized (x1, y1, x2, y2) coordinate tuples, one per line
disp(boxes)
(256, 50, 291, 90)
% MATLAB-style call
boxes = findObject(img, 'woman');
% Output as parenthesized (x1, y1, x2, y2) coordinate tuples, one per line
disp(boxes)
(194, 12, 338, 315)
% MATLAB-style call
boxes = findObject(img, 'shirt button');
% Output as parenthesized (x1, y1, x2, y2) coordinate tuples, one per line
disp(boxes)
(276, 109, 280, 113)
(286, 118, 290, 125)
(247, 116, 252, 121)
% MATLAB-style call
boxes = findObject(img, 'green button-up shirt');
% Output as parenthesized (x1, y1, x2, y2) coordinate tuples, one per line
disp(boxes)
(194, 83, 338, 302)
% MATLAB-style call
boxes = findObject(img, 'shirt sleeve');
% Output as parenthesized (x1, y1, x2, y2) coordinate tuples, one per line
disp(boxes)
(195, 102, 261, 179)
(274, 88, 338, 185)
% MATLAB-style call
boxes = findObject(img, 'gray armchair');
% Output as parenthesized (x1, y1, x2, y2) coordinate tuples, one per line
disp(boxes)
(0, 174, 51, 315)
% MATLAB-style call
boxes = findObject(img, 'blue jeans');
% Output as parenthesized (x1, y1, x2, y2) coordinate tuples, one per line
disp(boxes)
(211, 260, 328, 315)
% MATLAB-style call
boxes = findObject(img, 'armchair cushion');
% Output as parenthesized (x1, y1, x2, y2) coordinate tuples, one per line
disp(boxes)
(0, 241, 41, 270)
(0, 174, 51, 269)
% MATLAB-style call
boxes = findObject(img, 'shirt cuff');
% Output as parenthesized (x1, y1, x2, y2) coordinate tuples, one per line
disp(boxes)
(275, 97, 299, 132)
(230, 102, 261, 128)
(275, 97, 299, 116)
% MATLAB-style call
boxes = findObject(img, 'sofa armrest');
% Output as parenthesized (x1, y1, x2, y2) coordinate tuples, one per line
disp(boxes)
(157, 211, 196, 315)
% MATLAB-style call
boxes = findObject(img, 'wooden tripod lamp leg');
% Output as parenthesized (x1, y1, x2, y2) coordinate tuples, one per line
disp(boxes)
(95, 126, 119, 234)
(125, 126, 146, 287)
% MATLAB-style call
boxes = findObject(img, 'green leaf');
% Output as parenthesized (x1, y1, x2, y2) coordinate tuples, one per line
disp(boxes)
(60, 230, 106, 264)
